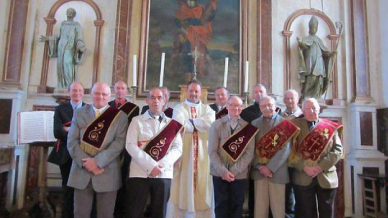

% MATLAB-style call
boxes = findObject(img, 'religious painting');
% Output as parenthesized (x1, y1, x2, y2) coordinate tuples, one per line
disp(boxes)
(141, 0, 241, 95)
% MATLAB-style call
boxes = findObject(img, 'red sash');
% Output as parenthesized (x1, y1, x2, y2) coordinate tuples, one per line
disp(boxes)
(80, 107, 121, 156)
(256, 120, 300, 164)
(296, 119, 343, 162)
(164, 107, 173, 118)
(118, 102, 138, 117)
(143, 119, 183, 161)
(221, 124, 259, 163)
(216, 107, 228, 120)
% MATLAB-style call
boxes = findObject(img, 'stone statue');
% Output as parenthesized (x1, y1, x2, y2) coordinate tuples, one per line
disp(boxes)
(297, 16, 336, 100)
(40, 8, 86, 89)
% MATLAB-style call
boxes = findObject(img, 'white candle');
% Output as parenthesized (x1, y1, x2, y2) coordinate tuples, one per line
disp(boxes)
(159, 53, 165, 87)
(244, 61, 249, 92)
(223, 57, 229, 87)
(132, 55, 137, 86)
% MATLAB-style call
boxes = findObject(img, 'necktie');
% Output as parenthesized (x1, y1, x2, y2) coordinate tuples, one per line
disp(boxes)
(95, 109, 101, 118)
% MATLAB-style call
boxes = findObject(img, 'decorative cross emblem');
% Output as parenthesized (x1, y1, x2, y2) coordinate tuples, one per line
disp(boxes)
(309, 137, 320, 151)
(271, 134, 279, 147)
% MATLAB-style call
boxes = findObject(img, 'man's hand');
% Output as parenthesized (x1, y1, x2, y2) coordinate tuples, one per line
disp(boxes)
(63, 126, 70, 132)
(82, 158, 98, 172)
(303, 166, 322, 177)
(259, 166, 273, 178)
(150, 164, 164, 177)
(222, 171, 235, 182)
(92, 167, 105, 176)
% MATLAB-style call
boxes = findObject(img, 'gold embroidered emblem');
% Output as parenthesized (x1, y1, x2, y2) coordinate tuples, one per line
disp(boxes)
(89, 121, 104, 142)
(272, 134, 279, 147)
(323, 128, 329, 139)
(229, 136, 245, 153)
(150, 138, 166, 159)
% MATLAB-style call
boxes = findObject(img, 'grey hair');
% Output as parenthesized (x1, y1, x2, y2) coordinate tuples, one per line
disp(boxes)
(284, 89, 299, 99)
(215, 87, 229, 95)
(302, 98, 320, 111)
(227, 95, 243, 105)
(259, 95, 276, 106)
(68, 81, 84, 92)
(159, 86, 170, 98)
(91, 82, 111, 95)
(147, 87, 165, 100)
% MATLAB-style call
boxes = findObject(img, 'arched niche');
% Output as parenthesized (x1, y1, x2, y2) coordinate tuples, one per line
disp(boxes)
(282, 9, 340, 100)
(38, 0, 104, 93)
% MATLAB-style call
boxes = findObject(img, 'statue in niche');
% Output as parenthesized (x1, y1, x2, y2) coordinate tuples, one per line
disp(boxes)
(297, 16, 336, 100)
(40, 8, 87, 89)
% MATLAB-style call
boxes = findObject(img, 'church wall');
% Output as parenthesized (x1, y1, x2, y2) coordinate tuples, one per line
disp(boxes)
(29, 0, 118, 92)
(0, 0, 11, 82)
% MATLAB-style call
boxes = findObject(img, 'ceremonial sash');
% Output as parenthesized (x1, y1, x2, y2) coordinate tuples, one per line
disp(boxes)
(295, 119, 343, 164)
(164, 107, 173, 118)
(221, 124, 259, 164)
(216, 107, 228, 120)
(80, 107, 121, 156)
(143, 119, 183, 161)
(256, 119, 300, 164)
(118, 102, 138, 117)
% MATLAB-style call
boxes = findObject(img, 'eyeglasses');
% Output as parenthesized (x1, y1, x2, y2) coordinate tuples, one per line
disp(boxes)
(228, 104, 243, 109)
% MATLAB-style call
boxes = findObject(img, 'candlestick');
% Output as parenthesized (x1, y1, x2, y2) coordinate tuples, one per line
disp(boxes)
(244, 61, 249, 92)
(223, 57, 229, 87)
(132, 55, 137, 86)
(159, 53, 165, 87)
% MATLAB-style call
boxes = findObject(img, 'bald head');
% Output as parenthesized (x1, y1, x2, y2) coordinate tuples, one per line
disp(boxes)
(91, 82, 111, 109)
(227, 96, 243, 119)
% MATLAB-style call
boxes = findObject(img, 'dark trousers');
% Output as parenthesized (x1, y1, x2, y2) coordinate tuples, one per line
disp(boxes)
(59, 159, 74, 218)
(248, 177, 255, 218)
(285, 168, 295, 218)
(294, 178, 336, 218)
(126, 177, 171, 218)
(114, 152, 131, 218)
(213, 176, 246, 218)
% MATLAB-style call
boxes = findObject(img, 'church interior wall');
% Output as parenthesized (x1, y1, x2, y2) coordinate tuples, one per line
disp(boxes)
(1, 0, 388, 216)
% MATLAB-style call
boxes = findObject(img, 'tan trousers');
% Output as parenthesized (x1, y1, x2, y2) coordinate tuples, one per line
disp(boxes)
(254, 178, 285, 218)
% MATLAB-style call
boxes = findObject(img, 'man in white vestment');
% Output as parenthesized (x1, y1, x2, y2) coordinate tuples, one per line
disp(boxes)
(167, 80, 216, 218)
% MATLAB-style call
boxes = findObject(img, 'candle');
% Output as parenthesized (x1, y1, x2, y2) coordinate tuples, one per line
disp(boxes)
(244, 61, 249, 92)
(223, 57, 229, 87)
(159, 53, 165, 87)
(132, 55, 137, 86)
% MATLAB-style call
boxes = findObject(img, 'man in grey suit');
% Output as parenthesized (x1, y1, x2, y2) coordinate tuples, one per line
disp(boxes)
(67, 82, 128, 218)
(208, 96, 257, 218)
(251, 96, 299, 218)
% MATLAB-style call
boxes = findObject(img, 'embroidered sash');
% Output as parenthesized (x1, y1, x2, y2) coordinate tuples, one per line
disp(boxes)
(118, 102, 138, 118)
(80, 107, 121, 156)
(143, 119, 183, 161)
(216, 107, 228, 120)
(164, 107, 173, 118)
(256, 119, 300, 164)
(295, 119, 343, 163)
(221, 123, 259, 164)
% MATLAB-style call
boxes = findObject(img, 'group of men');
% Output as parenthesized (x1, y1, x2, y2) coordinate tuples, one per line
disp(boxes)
(50, 79, 343, 218)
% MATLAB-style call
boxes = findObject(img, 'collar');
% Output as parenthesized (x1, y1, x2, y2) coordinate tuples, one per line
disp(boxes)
(142, 110, 166, 121)
(70, 100, 82, 109)
(115, 98, 127, 106)
(263, 113, 277, 121)
(93, 104, 109, 113)
(184, 99, 201, 107)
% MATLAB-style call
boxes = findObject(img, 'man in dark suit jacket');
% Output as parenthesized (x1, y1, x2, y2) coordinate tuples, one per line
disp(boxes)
(240, 83, 267, 218)
(141, 86, 173, 118)
(108, 80, 139, 218)
(209, 86, 229, 112)
(240, 84, 267, 123)
(67, 82, 128, 218)
(48, 81, 85, 218)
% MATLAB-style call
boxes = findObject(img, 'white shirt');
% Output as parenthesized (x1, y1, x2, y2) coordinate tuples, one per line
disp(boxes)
(126, 111, 183, 179)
